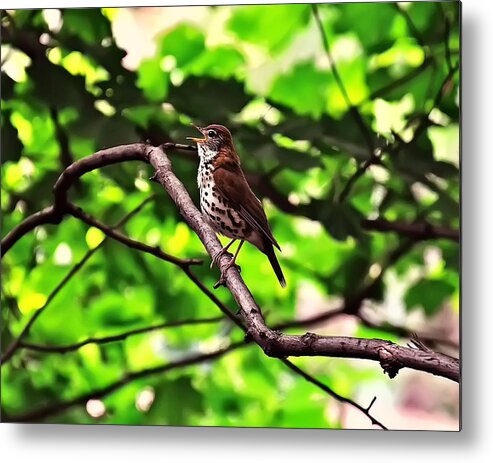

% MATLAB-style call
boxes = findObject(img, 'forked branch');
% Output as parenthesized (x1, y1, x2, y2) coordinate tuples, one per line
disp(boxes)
(1, 143, 459, 383)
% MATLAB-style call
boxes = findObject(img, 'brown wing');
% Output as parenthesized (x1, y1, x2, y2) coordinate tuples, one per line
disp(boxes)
(213, 161, 281, 251)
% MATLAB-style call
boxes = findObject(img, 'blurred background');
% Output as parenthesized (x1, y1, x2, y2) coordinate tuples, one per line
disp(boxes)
(1, 2, 460, 429)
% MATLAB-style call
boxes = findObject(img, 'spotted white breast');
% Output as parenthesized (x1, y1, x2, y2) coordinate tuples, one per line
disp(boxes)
(197, 147, 246, 240)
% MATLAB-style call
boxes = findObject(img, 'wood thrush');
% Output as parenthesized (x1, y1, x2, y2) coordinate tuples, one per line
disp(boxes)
(188, 124, 286, 287)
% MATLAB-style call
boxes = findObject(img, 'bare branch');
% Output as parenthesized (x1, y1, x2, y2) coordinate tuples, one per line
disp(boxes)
(1, 142, 460, 385)
(337, 149, 384, 203)
(52, 144, 145, 211)
(11, 284, 388, 427)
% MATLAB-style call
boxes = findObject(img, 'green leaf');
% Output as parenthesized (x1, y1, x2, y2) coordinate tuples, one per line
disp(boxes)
(334, 3, 396, 53)
(167, 76, 251, 120)
(1, 109, 23, 164)
(235, 127, 322, 171)
(89, 287, 154, 327)
(137, 59, 170, 102)
(62, 9, 112, 44)
(187, 46, 245, 79)
(28, 60, 91, 110)
(149, 376, 204, 425)
(228, 5, 310, 53)
(405, 278, 455, 315)
(269, 62, 330, 118)
(157, 24, 205, 68)
(318, 203, 363, 241)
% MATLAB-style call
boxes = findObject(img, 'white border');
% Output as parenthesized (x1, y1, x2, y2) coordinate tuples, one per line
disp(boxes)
(2, 0, 492, 461)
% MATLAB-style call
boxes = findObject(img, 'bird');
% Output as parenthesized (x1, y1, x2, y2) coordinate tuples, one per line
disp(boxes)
(187, 124, 286, 288)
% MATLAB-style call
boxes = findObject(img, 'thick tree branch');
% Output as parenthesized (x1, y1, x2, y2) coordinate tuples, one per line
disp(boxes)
(145, 144, 459, 382)
(52, 144, 145, 211)
(1, 143, 459, 382)
(1, 144, 458, 430)
(1, 141, 458, 257)
(1, 144, 146, 257)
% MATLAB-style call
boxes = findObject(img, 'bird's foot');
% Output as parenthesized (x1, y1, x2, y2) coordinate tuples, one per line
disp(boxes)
(210, 248, 233, 269)
(223, 259, 241, 274)
(213, 259, 241, 290)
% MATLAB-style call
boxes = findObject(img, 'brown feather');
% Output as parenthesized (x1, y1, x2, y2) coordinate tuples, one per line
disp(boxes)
(213, 154, 281, 251)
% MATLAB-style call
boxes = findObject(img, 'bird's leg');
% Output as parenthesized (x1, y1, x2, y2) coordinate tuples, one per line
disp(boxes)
(214, 240, 244, 289)
(211, 238, 236, 269)
(223, 240, 244, 273)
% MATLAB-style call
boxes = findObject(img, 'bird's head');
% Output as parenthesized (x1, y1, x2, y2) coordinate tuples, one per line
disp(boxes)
(188, 124, 238, 163)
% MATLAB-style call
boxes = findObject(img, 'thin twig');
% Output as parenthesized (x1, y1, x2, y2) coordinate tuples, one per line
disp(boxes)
(2, 206, 59, 256)
(282, 360, 388, 429)
(66, 202, 202, 268)
(436, 3, 454, 73)
(0, 196, 154, 365)
(6, 341, 245, 423)
(337, 148, 383, 203)
(163, 142, 197, 152)
(393, 3, 427, 50)
(413, 64, 459, 140)
(362, 218, 459, 242)
(368, 57, 434, 100)
(19, 316, 225, 354)
(311, 4, 374, 153)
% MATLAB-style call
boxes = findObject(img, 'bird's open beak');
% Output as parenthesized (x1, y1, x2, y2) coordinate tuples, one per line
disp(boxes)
(187, 124, 206, 143)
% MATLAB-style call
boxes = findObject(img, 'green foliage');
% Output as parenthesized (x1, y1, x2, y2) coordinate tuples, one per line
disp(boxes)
(1, 3, 459, 428)
(405, 278, 456, 316)
(270, 62, 330, 118)
(228, 4, 311, 53)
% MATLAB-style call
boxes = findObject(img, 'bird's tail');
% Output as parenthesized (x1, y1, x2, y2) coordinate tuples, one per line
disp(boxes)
(264, 243, 286, 288)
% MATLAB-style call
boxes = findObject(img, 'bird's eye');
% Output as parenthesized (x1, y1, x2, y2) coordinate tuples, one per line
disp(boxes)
(207, 129, 217, 138)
